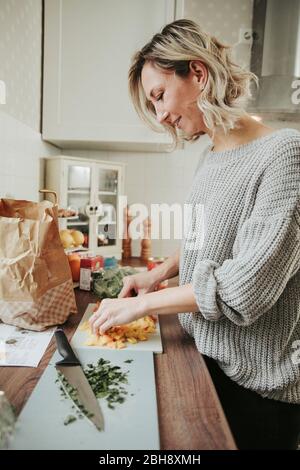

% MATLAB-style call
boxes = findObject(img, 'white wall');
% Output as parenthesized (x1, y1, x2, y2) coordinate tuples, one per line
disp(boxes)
(0, 0, 59, 201)
(0, 0, 42, 131)
(0, 110, 59, 200)
(180, 0, 254, 70)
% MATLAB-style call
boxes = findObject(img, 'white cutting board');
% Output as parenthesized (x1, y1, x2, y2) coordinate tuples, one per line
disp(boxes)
(71, 303, 163, 353)
(9, 348, 159, 450)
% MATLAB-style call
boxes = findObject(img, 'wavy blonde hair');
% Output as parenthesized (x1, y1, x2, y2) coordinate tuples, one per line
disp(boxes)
(128, 19, 258, 148)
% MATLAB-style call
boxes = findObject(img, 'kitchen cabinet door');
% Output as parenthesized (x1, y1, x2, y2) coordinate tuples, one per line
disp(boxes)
(43, 0, 175, 151)
(45, 156, 125, 258)
(94, 163, 123, 254)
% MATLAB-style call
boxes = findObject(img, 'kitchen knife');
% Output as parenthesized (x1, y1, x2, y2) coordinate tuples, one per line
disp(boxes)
(55, 329, 104, 431)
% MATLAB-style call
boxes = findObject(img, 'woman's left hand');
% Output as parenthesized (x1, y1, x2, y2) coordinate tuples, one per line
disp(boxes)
(89, 296, 146, 335)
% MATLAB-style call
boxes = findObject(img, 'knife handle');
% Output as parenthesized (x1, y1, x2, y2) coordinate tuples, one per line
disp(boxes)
(55, 329, 80, 366)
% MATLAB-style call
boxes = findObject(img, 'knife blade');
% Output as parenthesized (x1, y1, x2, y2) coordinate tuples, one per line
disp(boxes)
(55, 329, 104, 431)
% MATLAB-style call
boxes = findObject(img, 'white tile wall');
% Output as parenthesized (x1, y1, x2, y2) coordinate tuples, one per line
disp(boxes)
(181, 0, 254, 70)
(0, 0, 60, 202)
(0, 109, 60, 201)
(0, 0, 42, 131)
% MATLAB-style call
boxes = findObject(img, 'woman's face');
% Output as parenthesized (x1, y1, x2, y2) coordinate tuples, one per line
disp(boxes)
(141, 61, 208, 137)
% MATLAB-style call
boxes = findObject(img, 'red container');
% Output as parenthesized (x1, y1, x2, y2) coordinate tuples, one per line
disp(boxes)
(80, 255, 104, 290)
(80, 255, 104, 271)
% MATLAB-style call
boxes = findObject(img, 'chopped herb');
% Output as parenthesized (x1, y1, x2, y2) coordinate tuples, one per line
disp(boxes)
(64, 415, 77, 426)
(124, 359, 133, 364)
(57, 357, 133, 425)
(5, 339, 17, 345)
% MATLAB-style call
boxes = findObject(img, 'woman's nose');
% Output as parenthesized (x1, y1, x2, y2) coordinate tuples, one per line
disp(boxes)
(157, 110, 169, 124)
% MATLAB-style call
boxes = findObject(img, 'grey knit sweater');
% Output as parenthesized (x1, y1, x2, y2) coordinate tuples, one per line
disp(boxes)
(178, 128, 300, 403)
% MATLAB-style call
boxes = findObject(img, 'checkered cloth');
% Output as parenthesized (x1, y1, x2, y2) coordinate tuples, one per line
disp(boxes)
(0, 279, 77, 331)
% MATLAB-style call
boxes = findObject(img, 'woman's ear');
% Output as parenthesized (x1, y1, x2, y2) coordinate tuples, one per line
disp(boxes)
(189, 60, 207, 88)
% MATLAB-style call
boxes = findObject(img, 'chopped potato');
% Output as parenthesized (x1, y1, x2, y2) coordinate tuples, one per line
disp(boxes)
(79, 307, 157, 349)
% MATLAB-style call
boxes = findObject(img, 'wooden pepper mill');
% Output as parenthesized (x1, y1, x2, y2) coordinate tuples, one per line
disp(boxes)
(140, 216, 152, 261)
(122, 206, 133, 260)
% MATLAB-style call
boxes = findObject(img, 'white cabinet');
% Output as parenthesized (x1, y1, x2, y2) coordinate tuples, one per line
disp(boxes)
(45, 156, 126, 258)
(43, 0, 175, 151)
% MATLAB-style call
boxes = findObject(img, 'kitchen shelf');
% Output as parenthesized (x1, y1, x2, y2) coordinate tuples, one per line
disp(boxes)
(67, 189, 90, 194)
(46, 155, 125, 258)
(67, 221, 89, 226)
(64, 246, 88, 254)
(58, 215, 79, 220)
(98, 190, 117, 196)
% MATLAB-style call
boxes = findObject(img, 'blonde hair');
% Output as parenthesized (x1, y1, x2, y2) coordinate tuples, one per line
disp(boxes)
(128, 19, 258, 148)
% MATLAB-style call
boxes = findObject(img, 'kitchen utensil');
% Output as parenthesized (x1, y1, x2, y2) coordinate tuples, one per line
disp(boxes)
(55, 329, 104, 431)
(9, 348, 159, 449)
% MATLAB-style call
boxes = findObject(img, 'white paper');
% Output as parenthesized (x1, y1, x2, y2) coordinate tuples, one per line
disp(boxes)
(0, 323, 55, 367)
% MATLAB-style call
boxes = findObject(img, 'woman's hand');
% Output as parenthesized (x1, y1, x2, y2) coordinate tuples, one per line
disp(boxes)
(118, 270, 160, 298)
(88, 296, 146, 335)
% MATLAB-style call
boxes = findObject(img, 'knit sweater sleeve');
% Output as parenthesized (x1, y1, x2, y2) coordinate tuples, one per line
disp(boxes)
(192, 138, 300, 326)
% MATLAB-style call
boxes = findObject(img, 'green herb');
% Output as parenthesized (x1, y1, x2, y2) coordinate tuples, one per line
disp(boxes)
(92, 267, 137, 299)
(56, 358, 133, 425)
(124, 359, 133, 364)
(63, 414, 77, 426)
(5, 339, 17, 345)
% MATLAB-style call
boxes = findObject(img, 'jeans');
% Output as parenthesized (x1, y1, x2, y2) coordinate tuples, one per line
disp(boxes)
(203, 355, 300, 450)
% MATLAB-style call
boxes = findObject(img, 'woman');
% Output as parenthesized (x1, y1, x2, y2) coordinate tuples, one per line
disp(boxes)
(90, 19, 300, 449)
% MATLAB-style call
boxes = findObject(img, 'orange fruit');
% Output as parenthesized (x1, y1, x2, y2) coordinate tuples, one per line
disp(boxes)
(67, 253, 81, 282)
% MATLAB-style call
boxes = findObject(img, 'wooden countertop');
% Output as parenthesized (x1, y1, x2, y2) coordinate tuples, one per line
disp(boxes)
(0, 258, 236, 450)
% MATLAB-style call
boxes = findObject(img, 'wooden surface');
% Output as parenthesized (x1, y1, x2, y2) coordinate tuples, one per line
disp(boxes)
(0, 258, 236, 450)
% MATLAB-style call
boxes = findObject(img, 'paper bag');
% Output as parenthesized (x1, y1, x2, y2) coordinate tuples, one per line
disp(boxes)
(0, 198, 77, 331)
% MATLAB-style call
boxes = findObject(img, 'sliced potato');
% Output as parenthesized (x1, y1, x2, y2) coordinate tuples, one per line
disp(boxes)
(79, 306, 157, 349)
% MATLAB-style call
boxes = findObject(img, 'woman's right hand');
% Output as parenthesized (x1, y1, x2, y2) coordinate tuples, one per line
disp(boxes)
(118, 270, 160, 298)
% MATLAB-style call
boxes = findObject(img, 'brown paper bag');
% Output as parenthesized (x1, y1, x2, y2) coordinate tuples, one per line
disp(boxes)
(0, 198, 77, 331)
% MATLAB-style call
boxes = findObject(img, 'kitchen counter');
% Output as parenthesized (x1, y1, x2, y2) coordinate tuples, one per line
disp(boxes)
(0, 257, 236, 450)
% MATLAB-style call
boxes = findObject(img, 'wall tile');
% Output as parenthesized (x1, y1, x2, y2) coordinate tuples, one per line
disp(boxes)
(0, 0, 42, 131)
(181, 0, 253, 69)
(0, 110, 60, 201)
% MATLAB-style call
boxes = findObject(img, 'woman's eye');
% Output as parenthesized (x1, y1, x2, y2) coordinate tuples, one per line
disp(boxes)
(156, 93, 163, 101)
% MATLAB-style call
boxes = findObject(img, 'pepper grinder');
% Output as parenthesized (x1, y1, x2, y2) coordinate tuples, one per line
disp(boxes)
(122, 206, 132, 260)
(140, 216, 152, 261)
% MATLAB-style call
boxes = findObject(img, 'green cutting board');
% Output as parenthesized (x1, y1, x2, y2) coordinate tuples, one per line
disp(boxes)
(9, 349, 159, 450)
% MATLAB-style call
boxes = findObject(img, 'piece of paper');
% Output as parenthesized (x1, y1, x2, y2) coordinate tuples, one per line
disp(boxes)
(0, 323, 55, 367)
